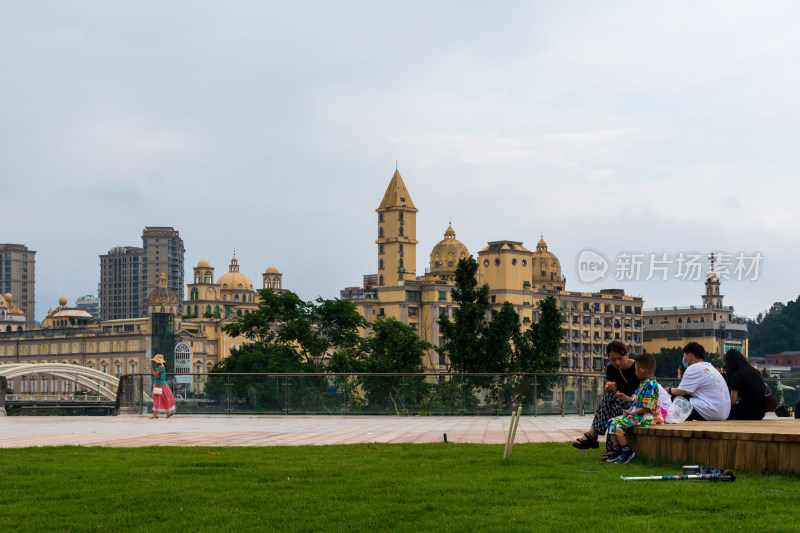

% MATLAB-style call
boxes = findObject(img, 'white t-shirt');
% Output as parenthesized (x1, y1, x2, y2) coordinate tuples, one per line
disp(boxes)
(678, 361, 730, 421)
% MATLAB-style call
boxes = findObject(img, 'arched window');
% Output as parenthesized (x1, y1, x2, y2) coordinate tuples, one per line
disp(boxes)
(206, 305, 212, 315)
(379, 275, 384, 285)
(677, 317, 683, 323)
(379, 259, 384, 270)
(234, 295, 239, 302)
(115, 363, 122, 376)
(648, 318, 653, 325)
(700, 316, 705, 323)
(379, 227, 384, 238)
(266, 281, 271, 288)
(129, 362, 137, 374)
(174, 342, 192, 375)
(399, 226, 404, 236)
(215, 305, 219, 316)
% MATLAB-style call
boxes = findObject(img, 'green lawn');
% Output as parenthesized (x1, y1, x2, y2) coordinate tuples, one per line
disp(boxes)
(1, 443, 797, 532)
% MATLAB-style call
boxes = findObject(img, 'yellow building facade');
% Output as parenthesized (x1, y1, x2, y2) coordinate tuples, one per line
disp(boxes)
(643, 273, 748, 357)
(0, 255, 285, 395)
(351, 170, 644, 373)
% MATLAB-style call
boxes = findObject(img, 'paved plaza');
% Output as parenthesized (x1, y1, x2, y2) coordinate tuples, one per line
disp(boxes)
(0, 414, 591, 448)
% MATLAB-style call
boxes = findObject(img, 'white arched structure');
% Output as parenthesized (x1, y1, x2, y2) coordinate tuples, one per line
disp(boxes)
(0, 363, 119, 400)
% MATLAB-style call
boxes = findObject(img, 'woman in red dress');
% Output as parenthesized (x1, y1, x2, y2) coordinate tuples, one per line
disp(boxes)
(149, 353, 176, 419)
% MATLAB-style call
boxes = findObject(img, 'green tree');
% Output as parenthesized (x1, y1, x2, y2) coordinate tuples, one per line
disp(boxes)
(653, 347, 684, 378)
(438, 257, 492, 373)
(359, 318, 432, 413)
(508, 296, 562, 405)
(518, 296, 562, 374)
(223, 289, 367, 370)
(747, 296, 800, 357)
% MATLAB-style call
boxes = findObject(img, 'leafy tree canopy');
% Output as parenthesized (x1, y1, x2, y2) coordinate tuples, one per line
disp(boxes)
(746, 295, 800, 357)
(438, 258, 563, 375)
(363, 317, 432, 373)
(222, 289, 367, 370)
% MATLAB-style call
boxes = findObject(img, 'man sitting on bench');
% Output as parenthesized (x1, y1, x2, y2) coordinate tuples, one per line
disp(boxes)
(665, 342, 730, 421)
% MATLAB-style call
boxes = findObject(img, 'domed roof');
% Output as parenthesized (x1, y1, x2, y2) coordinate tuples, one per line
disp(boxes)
(197, 259, 211, 268)
(148, 273, 179, 305)
(2, 293, 24, 314)
(265, 265, 279, 274)
(58, 296, 68, 307)
(218, 253, 255, 291)
(429, 223, 470, 275)
(534, 235, 558, 259)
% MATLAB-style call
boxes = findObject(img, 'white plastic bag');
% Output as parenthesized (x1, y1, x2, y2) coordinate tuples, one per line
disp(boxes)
(665, 396, 692, 424)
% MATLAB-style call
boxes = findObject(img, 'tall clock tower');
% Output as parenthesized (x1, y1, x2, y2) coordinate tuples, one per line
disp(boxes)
(376, 170, 418, 286)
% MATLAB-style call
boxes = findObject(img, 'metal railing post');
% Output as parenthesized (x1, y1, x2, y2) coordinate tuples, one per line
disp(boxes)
(578, 376, 584, 416)
(284, 375, 290, 415)
(560, 376, 566, 417)
(533, 376, 538, 416)
(138, 375, 143, 415)
(226, 375, 231, 415)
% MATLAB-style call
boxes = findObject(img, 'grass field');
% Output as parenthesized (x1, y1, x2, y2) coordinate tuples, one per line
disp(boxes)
(1, 443, 797, 532)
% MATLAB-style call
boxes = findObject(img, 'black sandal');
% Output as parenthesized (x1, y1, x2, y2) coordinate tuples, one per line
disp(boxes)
(572, 432, 599, 449)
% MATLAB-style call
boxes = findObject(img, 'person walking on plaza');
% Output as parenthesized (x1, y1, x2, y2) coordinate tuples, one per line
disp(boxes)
(724, 349, 766, 420)
(572, 340, 641, 460)
(149, 353, 176, 419)
(666, 342, 730, 421)
(605, 353, 660, 464)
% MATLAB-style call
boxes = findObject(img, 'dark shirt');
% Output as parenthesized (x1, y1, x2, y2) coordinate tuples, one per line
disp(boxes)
(605, 362, 640, 397)
(728, 371, 766, 420)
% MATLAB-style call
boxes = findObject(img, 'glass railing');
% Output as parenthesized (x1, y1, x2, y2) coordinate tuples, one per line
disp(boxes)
(114, 373, 800, 417)
(116, 372, 610, 416)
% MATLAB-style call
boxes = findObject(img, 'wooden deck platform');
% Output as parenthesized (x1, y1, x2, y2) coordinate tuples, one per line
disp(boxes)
(629, 419, 800, 475)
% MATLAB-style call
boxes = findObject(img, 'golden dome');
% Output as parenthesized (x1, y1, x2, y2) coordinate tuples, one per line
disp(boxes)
(197, 259, 211, 268)
(531, 235, 563, 287)
(148, 273, 179, 305)
(218, 253, 255, 291)
(265, 265, 279, 274)
(58, 296, 68, 307)
(429, 223, 470, 275)
(4, 293, 13, 304)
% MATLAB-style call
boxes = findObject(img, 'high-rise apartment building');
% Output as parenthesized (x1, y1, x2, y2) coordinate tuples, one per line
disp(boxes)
(99, 246, 143, 320)
(141, 227, 184, 317)
(0, 244, 36, 328)
(75, 294, 101, 320)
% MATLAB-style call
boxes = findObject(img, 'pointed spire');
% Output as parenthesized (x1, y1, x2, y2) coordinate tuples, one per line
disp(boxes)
(378, 169, 417, 210)
(230, 250, 239, 272)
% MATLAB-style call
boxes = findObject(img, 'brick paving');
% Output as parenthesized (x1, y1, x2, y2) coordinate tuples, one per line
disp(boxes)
(0, 414, 594, 448)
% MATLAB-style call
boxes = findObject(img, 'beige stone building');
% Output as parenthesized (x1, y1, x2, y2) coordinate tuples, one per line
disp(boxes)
(643, 273, 748, 357)
(0, 292, 26, 333)
(348, 170, 644, 373)
(0, 254, 284, 395)
(0, 244, 36, 328)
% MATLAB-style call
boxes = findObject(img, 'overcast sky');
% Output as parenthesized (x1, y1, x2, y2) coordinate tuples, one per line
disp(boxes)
(3, 1, 799, 322)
